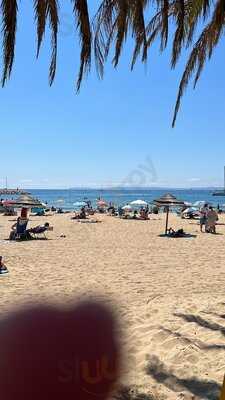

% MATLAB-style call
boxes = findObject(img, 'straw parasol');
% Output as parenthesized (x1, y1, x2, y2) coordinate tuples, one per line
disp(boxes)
(153, 193, 185, 235)
(4, 195, 45, 209)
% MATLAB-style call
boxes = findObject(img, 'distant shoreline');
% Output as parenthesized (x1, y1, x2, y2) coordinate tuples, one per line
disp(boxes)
(19, 187, 224, 191)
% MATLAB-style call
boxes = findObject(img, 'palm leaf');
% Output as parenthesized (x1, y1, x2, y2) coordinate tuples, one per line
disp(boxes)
(34, 0, 47, 58)
(47, 0, 59, 85)
(1, 0, 18, 86)
(130, 0, 148, 65)
(72, 0, 92, 91)
(113, 0, 129, 67)
(171, 0, 185, 67)
(0, 0, 225, 126)
(160, 0, 169, 49)
(172, 0, 225, 127)
(34, 0, 59, 85)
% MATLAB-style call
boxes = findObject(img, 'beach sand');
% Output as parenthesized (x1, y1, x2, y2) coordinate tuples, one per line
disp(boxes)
(0, 212, 225, 399)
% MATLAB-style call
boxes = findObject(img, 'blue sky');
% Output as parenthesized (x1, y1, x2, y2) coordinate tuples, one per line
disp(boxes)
(0, 1, 225, 189)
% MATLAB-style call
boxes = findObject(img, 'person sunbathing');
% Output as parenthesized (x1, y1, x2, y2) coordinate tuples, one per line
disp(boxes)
(28, 223, 50, 235)
(168, 228, 185, 237)
(72, 207, 86, 220)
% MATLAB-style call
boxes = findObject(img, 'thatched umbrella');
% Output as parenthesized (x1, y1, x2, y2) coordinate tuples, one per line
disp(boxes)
(4, 195, 45, 209)
(153, 193, 185, 235)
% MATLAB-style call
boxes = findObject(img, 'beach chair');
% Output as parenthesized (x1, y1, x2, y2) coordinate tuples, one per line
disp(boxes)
(10, 219, 30, 241)
(28, 224, 53, 239)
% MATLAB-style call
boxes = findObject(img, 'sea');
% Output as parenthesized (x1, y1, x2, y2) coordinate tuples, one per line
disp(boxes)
(2, 188, 224, 211)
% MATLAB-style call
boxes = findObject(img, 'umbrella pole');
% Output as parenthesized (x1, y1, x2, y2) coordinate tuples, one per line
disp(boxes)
(165, 207, 169, 235)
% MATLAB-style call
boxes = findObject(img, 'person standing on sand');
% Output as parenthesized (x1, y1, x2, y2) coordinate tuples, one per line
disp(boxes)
(199, 203, 209, 232)
(205, 207, 218, 234)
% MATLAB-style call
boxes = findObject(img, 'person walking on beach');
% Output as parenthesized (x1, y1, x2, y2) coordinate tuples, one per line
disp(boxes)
(205, 207, 218, 234)
(199, 203, 209, 232)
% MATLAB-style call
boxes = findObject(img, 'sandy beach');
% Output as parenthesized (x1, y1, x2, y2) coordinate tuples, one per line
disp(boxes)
(1, 212, 225, 399)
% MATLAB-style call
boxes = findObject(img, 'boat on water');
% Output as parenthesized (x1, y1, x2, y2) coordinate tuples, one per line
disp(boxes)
(212, 167, 225, 196)
(213, 191, 225, 196)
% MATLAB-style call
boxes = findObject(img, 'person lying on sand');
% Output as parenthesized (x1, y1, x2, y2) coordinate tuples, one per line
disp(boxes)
(72, 207, 86, 220)
(168, 228, 186, 237)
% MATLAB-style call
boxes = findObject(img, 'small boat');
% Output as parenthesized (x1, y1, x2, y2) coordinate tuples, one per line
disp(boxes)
(212, 191, 225, 196)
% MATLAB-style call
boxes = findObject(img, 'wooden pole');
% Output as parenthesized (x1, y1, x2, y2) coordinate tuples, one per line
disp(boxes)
(165, 206, 169, 235)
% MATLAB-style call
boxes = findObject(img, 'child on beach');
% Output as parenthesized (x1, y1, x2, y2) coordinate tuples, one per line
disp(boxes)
(199, 203, 209, 232)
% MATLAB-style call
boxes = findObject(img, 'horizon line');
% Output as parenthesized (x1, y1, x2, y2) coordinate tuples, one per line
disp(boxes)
(18, 186, 224, 191)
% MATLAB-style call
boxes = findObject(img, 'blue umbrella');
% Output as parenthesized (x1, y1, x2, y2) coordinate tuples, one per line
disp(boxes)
(73, 201, 87, 207)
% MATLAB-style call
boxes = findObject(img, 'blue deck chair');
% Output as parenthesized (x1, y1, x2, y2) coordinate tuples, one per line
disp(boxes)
(14, 219, 29, 240)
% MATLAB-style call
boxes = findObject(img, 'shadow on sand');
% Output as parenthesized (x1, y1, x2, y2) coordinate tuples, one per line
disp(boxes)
(158, 233, 197, 238)
(174, 313, 225, 336)
(160, 326, 225, 350)
(146, 355, 221, 400)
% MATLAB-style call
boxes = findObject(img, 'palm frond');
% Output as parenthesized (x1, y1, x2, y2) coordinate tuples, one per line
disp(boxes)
(0, 0, 225, 126)
(185, 0, 212, 46)
(34, 0, 59, 85)
(113, 0, 129, 67)
(160, 0, 169, 49)
(130, 0, 148, 66)
(1, 0, 18, 86)
(172, 0, 225, 127)
(34, 0, 47, 57)
(171, 0, 185, 67)
(72, 0, 92, 91)
(47, 0, 59, 85)
(93, 0, 118, 78)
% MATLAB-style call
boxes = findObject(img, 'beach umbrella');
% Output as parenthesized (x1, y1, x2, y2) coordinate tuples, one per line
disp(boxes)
(122, 204, 132, 211)
(153, 193, 185, 235)
(183, 207, 198, 214)
(73, 201, 87, 207)
(2, 200, 16, 208)
(130, 200, 148, 206)
(193, 200, 211, 208)
(97, 200, 108, 207)
(3, 195, 45, 209)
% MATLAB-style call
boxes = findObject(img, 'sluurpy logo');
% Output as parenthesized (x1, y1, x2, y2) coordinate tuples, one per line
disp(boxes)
(58, 354, 119, 397)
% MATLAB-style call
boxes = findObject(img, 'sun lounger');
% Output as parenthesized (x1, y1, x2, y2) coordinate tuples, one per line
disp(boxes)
(9, 219, 29, 241)
(28, 224, 53, 239)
